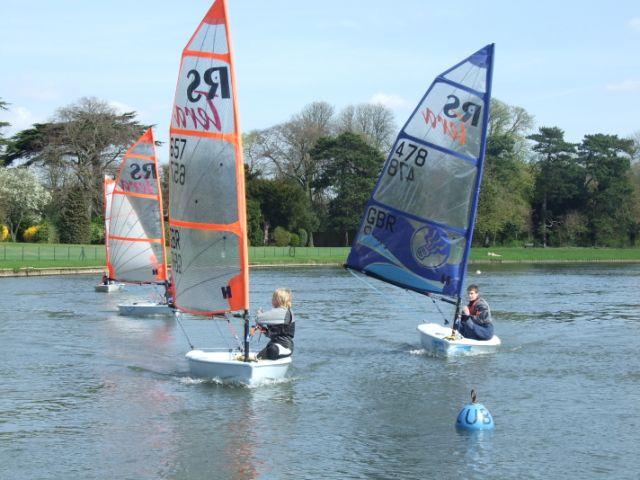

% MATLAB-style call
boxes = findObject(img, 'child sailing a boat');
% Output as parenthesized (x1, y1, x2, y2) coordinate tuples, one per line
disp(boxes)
(455, 285, 494, 340)
(255, 288, 295, 360)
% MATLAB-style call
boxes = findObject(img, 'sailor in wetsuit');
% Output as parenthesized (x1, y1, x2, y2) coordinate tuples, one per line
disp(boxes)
(256, 288, 295, 360)
(455, 284, 494, 340)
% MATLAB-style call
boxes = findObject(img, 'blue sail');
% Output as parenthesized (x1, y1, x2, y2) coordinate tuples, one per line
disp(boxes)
(346, 44, 494, 300)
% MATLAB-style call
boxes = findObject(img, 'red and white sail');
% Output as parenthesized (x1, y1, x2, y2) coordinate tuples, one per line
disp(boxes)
(103, 175, 116, 279)
(108, 128, 168, 283)
(168, 0, 249, 315)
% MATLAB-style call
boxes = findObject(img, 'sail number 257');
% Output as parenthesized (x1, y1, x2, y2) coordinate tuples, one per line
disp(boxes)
(386, 140, 428, 182)
(170, 227, 182, 274)
(170, 137, 187, 185)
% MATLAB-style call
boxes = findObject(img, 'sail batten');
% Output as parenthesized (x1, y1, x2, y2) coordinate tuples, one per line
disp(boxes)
(169, 0, 249, 316)
(346, 44, 494, 300)
(108, 128, 168, 284)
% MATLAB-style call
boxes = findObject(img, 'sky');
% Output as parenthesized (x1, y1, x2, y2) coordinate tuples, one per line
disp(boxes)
(1, 0, 639, 162)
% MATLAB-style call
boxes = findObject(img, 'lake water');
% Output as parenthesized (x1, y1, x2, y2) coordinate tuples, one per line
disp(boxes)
(1, 264, 639, 479)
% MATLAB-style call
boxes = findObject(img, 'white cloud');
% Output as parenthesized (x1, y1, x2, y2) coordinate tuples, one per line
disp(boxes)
(605, 80, 640, 92)
(629, 17, 640, 31)
(3, 106, 39, 135)
(108, 100, 137, 114)
(369, 92, 409, 109)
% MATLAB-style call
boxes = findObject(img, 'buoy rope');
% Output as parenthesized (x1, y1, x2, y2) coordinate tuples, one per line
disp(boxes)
(173, 310, 195, 350)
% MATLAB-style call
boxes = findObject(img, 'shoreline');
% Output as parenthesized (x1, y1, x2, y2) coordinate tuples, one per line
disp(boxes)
(2, 258, 640, 278)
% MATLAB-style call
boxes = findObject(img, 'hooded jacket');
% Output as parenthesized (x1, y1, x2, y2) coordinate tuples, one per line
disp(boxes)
(465, 297, 492, 326)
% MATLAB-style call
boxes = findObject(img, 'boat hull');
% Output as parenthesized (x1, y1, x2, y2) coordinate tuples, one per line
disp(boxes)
(186, 349, 291, 385)
(417, 322, 501, 357)
(118, 302, 173, 316)
(95, 283, 125, 293)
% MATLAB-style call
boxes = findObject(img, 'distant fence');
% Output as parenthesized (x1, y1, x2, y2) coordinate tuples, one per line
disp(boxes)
(248, 246, 350, 260)
(0, 244, 350, 265)
(0, 244, 106, 263)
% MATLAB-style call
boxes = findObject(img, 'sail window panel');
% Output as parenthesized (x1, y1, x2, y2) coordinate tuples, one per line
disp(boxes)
(171, 57, 235, 135)
(130, 142, 154, 157)
(404, 81, 485, 160)
(441, 56, 488, 93)
(186, 23, 229, 54)
(170, 139, 238, 225)
(172, 228, 240, 313)
(373, 142, 477, 230)
(111, 195, 163, 240)
(109, 238, 163, 283)
(129, 197, 164, 240)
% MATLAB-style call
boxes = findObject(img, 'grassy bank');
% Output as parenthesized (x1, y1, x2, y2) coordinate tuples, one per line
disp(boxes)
(0, 244, 350, 270)
(1, 243, 639, 271)
(468, 247, 640, 262)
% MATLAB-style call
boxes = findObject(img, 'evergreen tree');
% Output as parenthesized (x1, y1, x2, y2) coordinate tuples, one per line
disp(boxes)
(312, 132, 385, 245)
(527, 127, 582, 246)
(578, 134, 635, 246)
(475, 133, 533, 246)
(58, 185, 91, 244)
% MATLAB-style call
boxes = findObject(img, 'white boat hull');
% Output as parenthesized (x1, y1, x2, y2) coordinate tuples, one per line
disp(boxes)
(417, 322, 501, 357)
(118, 302, 173, 316)
(94, 283, 125, 293)
(186, 349, 291, 385)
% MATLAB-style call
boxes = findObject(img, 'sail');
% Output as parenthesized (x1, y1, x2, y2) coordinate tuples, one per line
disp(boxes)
(108, 128, 168, 284)
(103, 175, 116, 279)
(168, 0, 249, 316)
(346, 44, 495, 300)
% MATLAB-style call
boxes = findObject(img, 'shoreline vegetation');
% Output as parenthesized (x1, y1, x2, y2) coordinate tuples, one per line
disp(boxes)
(1, 243, 640, 276)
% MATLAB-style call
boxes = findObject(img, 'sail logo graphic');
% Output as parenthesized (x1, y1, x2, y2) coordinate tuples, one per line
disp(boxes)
(174, 66, 231, 132)
(411, 225, 451, 268)
(119, 162, 157, 194)
(129, 162, 157, 180)
(421, 95, 482, 146)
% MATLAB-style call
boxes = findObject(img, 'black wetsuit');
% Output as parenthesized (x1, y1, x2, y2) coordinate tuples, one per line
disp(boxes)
(256, 307, 295, 360)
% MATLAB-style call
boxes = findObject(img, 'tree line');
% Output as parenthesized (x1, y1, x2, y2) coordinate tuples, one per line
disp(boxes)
(1, 95, 639, 248)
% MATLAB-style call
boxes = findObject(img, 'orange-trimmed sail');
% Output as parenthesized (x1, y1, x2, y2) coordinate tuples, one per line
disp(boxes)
(103, 175, 116, 278)
(168, 0, 249, 316)
(108, 128, 168, 283)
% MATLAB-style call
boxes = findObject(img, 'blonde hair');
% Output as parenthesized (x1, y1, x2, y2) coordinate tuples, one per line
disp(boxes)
(272, 288, 292, 309)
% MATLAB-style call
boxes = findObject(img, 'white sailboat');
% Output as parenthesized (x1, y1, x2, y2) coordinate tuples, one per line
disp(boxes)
(345, 45, 500, 356)
(95, 175, 125, 292)
(107, 128, 173, 316)
(169, 0, 290, 384)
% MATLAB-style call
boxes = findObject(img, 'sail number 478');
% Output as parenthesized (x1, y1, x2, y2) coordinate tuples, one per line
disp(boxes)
(386, 140, 428, 182)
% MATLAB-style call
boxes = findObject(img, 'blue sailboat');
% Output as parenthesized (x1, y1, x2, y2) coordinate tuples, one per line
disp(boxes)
(345, 44, 500, 356)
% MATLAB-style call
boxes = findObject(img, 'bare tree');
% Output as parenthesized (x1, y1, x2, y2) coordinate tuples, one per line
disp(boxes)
(337, 103, 396, 153)
(488, 98, 535, 138)
(254, 101, 335, 196)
